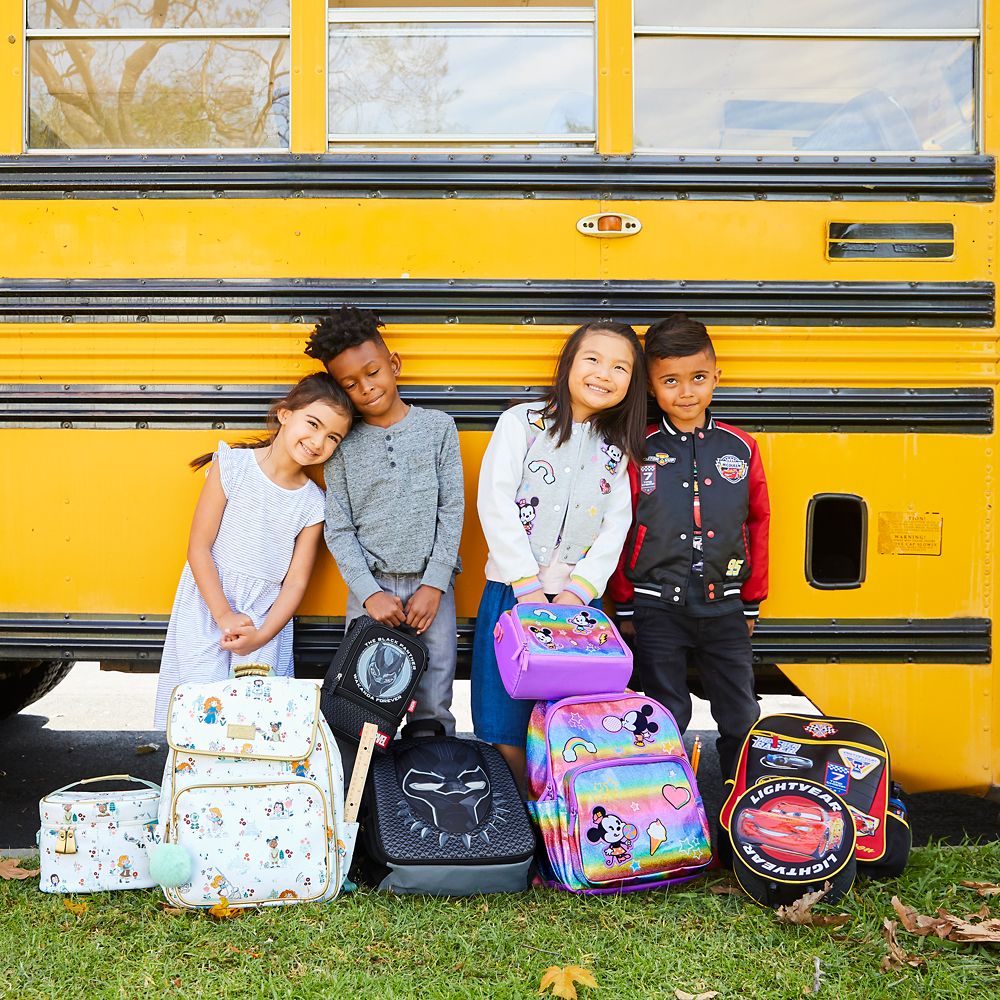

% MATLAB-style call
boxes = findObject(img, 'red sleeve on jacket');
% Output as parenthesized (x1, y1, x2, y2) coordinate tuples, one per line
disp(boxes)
(607, 459, 641, 607)
(740, 434, 770, 608)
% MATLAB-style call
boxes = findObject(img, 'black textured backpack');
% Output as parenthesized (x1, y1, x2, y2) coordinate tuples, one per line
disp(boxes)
(354, 726, 536, 895)
(320, 616, 427, 751)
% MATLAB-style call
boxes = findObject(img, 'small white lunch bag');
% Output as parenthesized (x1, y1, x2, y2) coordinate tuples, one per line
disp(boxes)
(38, 774, 160, 894)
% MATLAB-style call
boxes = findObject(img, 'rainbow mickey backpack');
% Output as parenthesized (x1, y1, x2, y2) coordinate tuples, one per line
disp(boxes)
(526, 693, 713, 894)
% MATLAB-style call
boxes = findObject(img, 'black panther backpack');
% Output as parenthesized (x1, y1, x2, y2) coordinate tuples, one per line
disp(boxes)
(320, 616, 427, 751)
(355, 726, 536, 895)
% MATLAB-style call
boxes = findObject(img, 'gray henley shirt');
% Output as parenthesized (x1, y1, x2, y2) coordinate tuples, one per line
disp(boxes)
(323, 404, 464, 605)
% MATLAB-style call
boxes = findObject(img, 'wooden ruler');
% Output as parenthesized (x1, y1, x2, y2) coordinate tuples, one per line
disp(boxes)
(344, 722, 379, 824)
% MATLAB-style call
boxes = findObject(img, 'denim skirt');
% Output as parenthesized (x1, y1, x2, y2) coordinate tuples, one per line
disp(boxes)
(470, 581, 600, 747)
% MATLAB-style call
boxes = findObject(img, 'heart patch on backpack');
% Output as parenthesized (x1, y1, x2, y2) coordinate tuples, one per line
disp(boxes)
(661, 785, 691, 810)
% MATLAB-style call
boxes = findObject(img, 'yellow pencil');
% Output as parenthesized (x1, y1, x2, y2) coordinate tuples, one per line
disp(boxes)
(691, 735, 702, 775)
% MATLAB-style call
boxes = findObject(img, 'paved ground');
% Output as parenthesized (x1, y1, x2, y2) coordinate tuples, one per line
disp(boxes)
(1, 663, 996, 850)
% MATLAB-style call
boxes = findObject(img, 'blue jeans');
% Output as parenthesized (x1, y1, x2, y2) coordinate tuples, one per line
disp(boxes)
(471, 582, 601, 747)
(345, 571, 457, 736)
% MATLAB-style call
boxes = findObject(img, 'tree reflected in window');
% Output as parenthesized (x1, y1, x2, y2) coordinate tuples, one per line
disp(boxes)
(28, 1, 290, 149)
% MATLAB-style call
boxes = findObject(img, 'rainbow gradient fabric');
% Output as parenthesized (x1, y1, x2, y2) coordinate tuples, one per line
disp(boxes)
(527, 694, 712, 893)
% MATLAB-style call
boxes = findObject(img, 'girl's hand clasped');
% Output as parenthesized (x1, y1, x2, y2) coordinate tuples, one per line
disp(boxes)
(221, 623, 264, 656)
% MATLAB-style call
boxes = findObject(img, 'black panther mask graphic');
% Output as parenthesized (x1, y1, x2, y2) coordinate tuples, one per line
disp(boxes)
(399, 742, 493, 835)
(356, 639, 414, 702)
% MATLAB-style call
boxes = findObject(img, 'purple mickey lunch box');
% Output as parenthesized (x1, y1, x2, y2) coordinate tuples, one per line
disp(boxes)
(493, 604, 633, 700)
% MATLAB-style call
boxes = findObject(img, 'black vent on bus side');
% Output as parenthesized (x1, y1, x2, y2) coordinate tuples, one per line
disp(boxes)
(806, 494, 868, 589)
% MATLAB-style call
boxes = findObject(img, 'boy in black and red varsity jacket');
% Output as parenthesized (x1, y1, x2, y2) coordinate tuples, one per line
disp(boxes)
(609, 314, 770, 779)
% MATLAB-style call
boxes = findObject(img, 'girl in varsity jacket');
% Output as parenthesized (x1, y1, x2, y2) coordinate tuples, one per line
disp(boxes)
(471, 321, 648, 784)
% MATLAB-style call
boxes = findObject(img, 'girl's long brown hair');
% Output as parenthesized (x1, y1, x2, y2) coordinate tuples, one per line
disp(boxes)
(190, 372, 352, 470)
(537, 321, 647, 462)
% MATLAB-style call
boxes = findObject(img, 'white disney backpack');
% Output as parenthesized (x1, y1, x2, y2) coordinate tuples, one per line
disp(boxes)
(152, 665, 368, 909)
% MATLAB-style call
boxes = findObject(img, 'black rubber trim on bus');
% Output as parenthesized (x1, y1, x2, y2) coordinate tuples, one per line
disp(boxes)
(1, 384, 992, 434)
(0, 617, 989, 675)
(0, 278, 993, 326)
(0, 154, 993, 201)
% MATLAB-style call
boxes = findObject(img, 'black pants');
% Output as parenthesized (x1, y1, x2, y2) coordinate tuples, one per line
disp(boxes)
(633, 605, 759, 780)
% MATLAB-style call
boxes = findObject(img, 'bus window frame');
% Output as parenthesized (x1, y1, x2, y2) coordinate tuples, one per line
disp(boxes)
(325, 4, 598, 151)
(632, 15, 983, 157)
(22, 1, 293, 155)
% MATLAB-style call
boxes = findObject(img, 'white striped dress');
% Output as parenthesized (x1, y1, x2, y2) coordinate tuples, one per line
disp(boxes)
(153, 442, 325, 728)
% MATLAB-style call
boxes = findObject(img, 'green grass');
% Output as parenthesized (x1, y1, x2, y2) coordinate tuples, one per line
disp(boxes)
(2, 844, 999, 999)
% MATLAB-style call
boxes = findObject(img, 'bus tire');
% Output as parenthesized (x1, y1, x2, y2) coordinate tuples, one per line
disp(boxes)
(0, 659, 76, 719)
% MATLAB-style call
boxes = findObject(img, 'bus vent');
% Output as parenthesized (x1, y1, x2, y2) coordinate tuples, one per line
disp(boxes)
(806, 494, 868, 590)
(827, 222, 954, 260)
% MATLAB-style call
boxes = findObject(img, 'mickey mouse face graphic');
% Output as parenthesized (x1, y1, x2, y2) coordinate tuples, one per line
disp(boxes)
(568, 610, 598, 634)
(516, 496, 540, 534)
(603, 704, 660, 746)
(528, 625, 557, 650)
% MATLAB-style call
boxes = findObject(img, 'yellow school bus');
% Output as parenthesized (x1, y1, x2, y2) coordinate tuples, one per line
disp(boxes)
(0, 1, 995, 796)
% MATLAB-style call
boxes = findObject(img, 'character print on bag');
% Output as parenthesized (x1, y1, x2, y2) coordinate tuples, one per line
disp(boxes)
(200, 697, 224, 725)
(587, 807, 636, 867)
(567, 611, 598, 634)
(400, 742, 493, 835)
(387, 740, 524, 853)
(354, 637, 417, 703)
(602, 705, 660, 747)
(516, 496, 540, 534)
(529, 625, 557, 650)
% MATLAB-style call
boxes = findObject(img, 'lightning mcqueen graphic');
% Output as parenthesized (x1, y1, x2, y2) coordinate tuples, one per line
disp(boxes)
(736, 797, 846, 860)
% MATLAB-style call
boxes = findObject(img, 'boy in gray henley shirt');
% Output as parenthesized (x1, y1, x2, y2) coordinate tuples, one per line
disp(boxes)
(306, 307, 464, 733)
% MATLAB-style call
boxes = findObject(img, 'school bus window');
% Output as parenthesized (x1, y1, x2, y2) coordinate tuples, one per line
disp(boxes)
(633, 3, 978, 154)
(25, 0, 291, 151)
(806, 495, 868, 591)
(327, 4, 595, 148)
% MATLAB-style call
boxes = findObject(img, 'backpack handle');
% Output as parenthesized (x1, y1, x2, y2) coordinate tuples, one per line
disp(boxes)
(49, 775, 161, 796)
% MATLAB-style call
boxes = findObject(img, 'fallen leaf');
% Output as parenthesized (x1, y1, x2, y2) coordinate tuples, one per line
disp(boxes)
(675, 991, 720, 1000)
(935, 909, 1000, 944)
(708, 881, 742, 896)
(172, 978, 182, 988)
(227, 943, 261, 958)
(891, 896, 952, 938)
(208, 896, 241, 920)
(63, 899, 88, 916)
(159, 903, 186, 916)
(0, 858, 37, 881)
(892, 897, 1000, 944)
(961, 881, 1000, 897)
(135, 742, 160, 755)
(880, 918, 929, 972)
(539, 964, 598, 999)
(776, 884, 851, 928)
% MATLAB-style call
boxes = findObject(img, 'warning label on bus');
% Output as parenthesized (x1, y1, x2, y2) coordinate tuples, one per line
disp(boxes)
(877, 512, 942, 555)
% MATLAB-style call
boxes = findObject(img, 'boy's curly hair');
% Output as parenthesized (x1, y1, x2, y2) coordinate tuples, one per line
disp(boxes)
(304, 305, 385, 365)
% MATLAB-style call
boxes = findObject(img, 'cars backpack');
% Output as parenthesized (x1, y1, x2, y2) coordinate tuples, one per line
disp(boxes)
(526, 693, 713, 894)
(153, 666, 356, 909)
(720, 713, 910, 905)
(355, 725, 536, 895)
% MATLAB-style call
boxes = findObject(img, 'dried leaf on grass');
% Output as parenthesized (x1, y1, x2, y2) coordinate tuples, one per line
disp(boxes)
(0, 858, 37, 881)
(708, 880, 742, 896)
(159, 903, 187, 916)
(892, 896, 1000, 944)
(207, 896, 241, 920)
(775, 883, 851, 928)
(63, 899, 88, 916)
(961, 881, 1000, 897)
(675, 991, 720, 1000)
(880, 919, 933, 972)
(538, 965, 598, 999)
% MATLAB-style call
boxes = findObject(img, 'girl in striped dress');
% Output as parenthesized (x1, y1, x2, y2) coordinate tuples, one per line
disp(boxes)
(153, 373, 352, 727)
